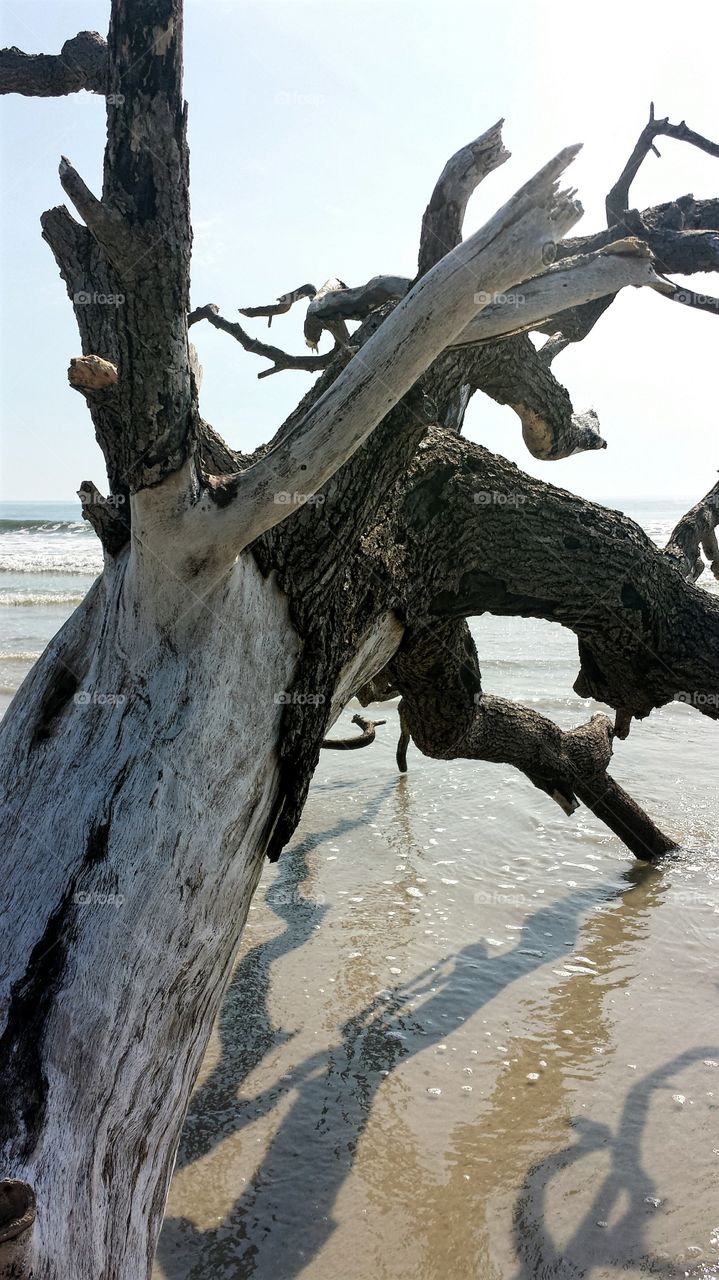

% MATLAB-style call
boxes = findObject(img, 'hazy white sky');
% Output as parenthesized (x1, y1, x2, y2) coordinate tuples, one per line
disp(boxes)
(1, 0, 718, 500)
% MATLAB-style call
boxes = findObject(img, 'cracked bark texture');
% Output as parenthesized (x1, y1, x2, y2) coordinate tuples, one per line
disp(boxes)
(1, 6, 718, 1275)
(0, 30, 106, 96)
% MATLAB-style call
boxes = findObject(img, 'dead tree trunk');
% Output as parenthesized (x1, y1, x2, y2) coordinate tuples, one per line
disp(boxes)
(1, 9, 718, 1278)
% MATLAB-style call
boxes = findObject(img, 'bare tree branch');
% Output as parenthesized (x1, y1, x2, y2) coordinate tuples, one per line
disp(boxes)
(452, 239, 661, 347)
(390, 426, 719, 726)
(302, 244, 665, 355)
(653, 280, 719, 317)
(539, 333, 570, 365)
(57, 157, 134, 265)
(0, 31, 106, 97)
(78, 481, 130, 555)
(302, 275, 410, 345)
(218, 243, 661, 393)
(303, 278, 351, 350)
(607, 104, 719, 226)
(664, 478, 719, 582)
(191, 147, 584, 557)
(387, 620, 676, 860)
(188, 303, 338, 377)
(534, 197, 719, 354)
(321, 713, 386, 750)
(211, 241, 663, 465)
(417, 119, 510, 276)
(239, 283, 317, 326)
(460, 334, 607, 459)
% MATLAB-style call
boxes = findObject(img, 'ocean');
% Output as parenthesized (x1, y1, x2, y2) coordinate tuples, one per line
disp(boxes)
(2, 499, 718, 1280)
(0, 501, 101, 712)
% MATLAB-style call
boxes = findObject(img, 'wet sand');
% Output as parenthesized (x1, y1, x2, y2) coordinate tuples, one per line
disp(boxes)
(153, 618, 719, 1280)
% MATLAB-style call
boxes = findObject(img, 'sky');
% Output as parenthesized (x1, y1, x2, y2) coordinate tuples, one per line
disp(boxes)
(1, 0, 718, 502)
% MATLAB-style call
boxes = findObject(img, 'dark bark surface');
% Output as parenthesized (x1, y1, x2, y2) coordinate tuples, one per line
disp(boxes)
(0, 31, 106, 96)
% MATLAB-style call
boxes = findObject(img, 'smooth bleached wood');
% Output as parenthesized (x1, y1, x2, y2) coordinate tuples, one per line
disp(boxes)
(451, 242, 662, 345)
(192, 147, 583, 557)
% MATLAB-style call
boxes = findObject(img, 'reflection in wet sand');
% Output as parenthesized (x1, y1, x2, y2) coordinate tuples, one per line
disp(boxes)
(156, 793, 719, 1279)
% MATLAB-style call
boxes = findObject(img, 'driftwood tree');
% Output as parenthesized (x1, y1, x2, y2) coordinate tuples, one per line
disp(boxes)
(1, 4, 719, 1276)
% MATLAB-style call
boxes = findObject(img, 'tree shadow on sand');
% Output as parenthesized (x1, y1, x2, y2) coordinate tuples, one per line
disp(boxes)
(511, 1044, 719, 1279)
(173, 778, 398, 1171)
(156, 804, 668, 1280)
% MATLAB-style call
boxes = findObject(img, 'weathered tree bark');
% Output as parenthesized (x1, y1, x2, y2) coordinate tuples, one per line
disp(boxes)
(1, 8, 718, 1278)
(664, 478, 719, 582)
(0, 31, 106, 96)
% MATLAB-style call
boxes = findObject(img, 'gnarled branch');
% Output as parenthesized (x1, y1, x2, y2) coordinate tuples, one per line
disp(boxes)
(535, 198, 719, 355)
(190, 146, 584, 557)
(607, 104, 719, 227)
(664, 479, 719, 582)
(239, 283, 317, 326)
(452, 239, 661, 347)
(390, 426, 719, 727)
(462, 333, 607, 459)
(387, 620, 676, 861)
(321, 713, 386, 750)
(78, 481, 130, 556)
(0, 31, 106, 97)
(188, 303, 338, 377)
(302, 275, 410, 344)
(417, 118, 510, 276)
(303, 278, 351, 350)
